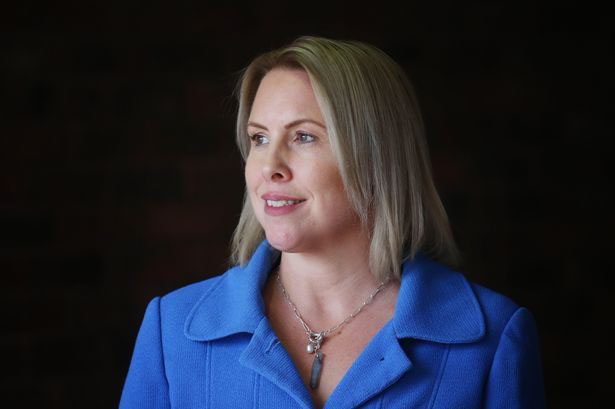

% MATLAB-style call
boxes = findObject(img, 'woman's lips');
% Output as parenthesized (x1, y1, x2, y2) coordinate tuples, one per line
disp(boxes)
(263, 198, 306, 216)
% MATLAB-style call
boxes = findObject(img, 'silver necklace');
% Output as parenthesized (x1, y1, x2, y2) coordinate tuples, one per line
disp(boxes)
(275, 272, 388, 389)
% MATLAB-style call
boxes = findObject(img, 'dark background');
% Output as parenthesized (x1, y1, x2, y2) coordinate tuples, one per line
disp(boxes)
(2, 0, 613, 407)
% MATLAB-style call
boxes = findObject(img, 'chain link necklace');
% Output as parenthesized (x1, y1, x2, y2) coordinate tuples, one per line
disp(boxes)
(275, 272, 389, 389)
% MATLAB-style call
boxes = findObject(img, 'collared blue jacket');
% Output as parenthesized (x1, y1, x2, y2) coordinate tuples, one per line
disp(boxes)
(120, 241, 546, 408)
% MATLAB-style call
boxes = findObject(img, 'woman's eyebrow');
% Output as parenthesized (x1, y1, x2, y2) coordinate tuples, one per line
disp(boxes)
(247, 119, 326, 131)
(246, 121, 267, 130)
(285, 119, 326, 130)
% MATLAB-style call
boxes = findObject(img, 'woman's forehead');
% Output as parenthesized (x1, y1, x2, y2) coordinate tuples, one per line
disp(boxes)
(249, 68, 324, 126)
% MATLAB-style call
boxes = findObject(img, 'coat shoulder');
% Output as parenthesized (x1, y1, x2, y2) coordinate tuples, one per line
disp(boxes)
(469, 282, 525, 336)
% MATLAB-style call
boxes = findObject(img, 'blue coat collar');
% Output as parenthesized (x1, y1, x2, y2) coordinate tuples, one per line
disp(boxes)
(184, 241, 485, 344)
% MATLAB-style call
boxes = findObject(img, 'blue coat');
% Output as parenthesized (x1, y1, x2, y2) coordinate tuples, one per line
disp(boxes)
(120, 241, 546, 408)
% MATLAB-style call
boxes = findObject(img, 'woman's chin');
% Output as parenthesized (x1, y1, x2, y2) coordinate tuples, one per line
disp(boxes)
(265, 230, 304, 253)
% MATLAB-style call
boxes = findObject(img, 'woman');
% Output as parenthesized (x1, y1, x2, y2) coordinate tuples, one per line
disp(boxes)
(120, 37, 546, 409)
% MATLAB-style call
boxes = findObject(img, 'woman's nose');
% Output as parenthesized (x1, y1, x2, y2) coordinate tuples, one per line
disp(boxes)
(262, 145, 291, 182)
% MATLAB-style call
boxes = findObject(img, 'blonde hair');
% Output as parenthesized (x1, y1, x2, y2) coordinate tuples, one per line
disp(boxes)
(231, 36, 459, 281)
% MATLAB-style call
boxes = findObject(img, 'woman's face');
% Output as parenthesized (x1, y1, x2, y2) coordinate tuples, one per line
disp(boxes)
(245, 68, 361, 253)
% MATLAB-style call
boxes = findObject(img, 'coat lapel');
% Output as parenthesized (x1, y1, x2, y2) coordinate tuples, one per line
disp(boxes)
(392, 253, 486, 343)
(184, 241, 278, 341)
(324, 323, 413, 409)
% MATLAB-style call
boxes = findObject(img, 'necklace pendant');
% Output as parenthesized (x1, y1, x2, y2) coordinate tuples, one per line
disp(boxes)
(309, 352, 323, 389)
(307, 332, 323, 354)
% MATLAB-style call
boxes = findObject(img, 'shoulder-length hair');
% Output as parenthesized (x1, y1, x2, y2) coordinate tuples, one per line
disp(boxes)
(231, 36, 459, 281)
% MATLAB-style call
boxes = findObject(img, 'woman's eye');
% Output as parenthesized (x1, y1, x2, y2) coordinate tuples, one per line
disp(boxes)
(296, 132, 316, 144)
(249, 134, 269, 146)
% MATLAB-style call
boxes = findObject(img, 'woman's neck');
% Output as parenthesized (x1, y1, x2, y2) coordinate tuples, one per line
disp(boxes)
(274, 237, 386, 330)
